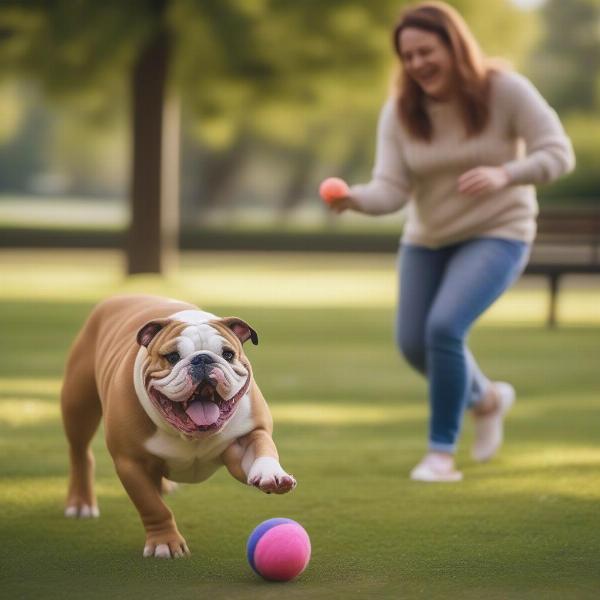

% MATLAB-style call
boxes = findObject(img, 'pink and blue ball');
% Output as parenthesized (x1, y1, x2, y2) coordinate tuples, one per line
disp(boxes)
(247, 518, 311, 581)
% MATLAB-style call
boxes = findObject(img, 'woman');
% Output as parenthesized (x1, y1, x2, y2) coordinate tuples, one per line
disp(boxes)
(324, 1, 574, 481)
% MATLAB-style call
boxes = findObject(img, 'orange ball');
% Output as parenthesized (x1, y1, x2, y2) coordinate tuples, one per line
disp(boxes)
(319, 177, 350, 203)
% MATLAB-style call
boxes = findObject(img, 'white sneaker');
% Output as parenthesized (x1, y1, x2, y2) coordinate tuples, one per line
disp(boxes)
(471, 382, 515, 462)
(410, 454, 463, 482)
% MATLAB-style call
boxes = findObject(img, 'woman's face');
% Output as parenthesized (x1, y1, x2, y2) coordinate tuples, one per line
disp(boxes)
(398, 27, 455, 100)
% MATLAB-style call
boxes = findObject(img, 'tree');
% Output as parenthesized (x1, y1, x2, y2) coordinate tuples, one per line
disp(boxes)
(0, 0, 536, 271)
(0, 0, 398, 272)
(0, 0, 172, 272)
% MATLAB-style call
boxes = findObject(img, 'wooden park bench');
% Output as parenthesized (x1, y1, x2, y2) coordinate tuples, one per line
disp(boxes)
(525, 207, 600, 327)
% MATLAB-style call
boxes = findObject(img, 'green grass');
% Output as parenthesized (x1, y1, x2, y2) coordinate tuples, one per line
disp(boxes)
(0, 250, 599, 599)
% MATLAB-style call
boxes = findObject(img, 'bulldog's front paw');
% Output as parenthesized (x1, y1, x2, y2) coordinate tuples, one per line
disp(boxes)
(143, 531, 190, 559)
(247, 456, 297, 495)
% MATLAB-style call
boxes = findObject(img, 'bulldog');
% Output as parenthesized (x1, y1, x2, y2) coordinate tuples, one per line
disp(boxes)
(61, 294, 296, 558)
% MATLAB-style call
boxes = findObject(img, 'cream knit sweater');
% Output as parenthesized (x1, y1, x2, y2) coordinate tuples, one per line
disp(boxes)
(350, 70, 575, 248)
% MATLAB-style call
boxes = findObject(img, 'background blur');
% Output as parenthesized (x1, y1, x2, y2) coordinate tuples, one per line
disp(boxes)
(1, 3, 599, 596)
(0, 0, 598, 260)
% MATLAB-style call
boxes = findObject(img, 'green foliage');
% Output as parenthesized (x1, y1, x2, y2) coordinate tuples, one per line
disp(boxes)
(452, 0, 540, 66)
(523, 0, 600, 202)
(173, 0, 398, 152)
(0, 0, 537, 150)
(0, 83, 52, 190)
(528, 0, 600, 112)
(0, 0, 152, 94)
(540, 113, 600, 201)
(2, 0, 590, 204)
(0, 80, 24, 142)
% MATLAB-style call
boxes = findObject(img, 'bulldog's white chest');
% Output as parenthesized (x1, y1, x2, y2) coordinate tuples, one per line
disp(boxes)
(144, 395, 255, 483)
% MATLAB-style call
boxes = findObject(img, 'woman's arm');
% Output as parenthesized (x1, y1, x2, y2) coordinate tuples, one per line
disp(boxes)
(457, 71, 574, 197)
(347, 99, 412, 215)
(501, 71, 575, 185)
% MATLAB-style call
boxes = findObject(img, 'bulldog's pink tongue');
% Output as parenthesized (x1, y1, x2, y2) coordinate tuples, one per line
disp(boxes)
(185, 400, 220, 426)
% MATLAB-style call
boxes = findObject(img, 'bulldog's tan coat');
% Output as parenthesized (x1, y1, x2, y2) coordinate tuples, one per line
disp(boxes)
(61, 295, 295, 558)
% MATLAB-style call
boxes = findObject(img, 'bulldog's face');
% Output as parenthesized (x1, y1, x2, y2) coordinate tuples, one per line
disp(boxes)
(136, 316, 258, 437)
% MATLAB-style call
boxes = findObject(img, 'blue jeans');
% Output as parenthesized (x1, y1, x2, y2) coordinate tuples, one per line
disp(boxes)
(396, 238, 530, 453)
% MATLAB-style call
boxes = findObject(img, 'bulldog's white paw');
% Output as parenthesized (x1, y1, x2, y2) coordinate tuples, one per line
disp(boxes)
(65, 504, 100, 519)
(247, 457, 297, 494)
(143, 540, 190, 559)
(144, 544, 171, 559)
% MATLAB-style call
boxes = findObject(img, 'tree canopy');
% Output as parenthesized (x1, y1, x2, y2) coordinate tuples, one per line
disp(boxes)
(0, 0, 534, 148)
(528, 0, 600, 113)
(0, 0, 539, 272)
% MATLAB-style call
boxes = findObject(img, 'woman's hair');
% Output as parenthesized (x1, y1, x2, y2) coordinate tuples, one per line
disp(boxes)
(392, 1, 493, 141)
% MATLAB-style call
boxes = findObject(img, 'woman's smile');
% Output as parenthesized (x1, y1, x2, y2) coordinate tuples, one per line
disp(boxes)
(399, 27, 455, 100)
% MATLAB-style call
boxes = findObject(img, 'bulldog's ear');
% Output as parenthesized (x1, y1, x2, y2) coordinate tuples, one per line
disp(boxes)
(221, 317, 259, 346)
(137, 319, 170, 348)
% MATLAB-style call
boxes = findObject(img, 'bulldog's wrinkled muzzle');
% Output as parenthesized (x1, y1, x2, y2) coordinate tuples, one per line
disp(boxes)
(147, 356, 249, 437)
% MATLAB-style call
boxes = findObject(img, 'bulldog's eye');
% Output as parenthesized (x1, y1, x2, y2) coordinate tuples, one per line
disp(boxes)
(164, 352, 180, 365)
(222, 349, 235, 363)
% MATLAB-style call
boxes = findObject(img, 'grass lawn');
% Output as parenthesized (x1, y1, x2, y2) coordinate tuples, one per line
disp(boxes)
(1, 250, 599, 599)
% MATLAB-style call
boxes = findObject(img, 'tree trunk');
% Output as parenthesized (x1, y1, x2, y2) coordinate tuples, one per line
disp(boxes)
(127, 26, 179, 275)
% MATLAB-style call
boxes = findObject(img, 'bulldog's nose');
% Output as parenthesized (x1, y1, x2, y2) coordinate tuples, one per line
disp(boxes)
(190, 354, 213, 366)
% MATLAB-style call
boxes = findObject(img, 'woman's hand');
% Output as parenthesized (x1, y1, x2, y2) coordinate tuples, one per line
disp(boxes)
(457, 166, 510, 197)
(319, 177, 358, 213)
(326, 196, 358, 214)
